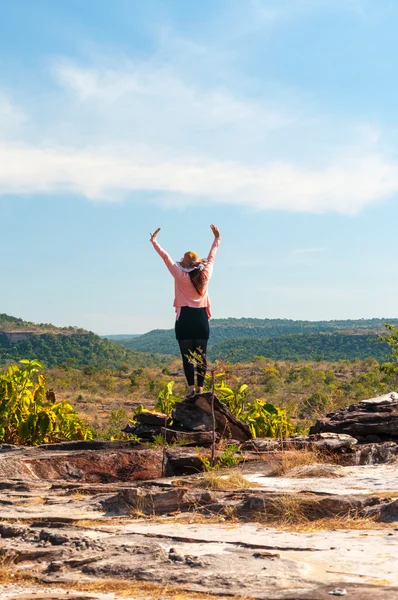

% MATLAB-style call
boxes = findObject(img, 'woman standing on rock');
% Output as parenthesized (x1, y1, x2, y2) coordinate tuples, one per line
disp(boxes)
(150, 224, 221, 398)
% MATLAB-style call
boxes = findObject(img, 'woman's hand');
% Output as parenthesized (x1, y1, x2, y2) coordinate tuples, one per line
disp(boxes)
(210, 224, 220, 239)
(150, 227, 161, 242)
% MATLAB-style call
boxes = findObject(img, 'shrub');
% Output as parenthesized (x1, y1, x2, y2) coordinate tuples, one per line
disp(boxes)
(0, 360, 93, 445)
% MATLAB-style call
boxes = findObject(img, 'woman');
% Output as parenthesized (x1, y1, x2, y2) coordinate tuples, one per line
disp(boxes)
(150, 224, 221, 398)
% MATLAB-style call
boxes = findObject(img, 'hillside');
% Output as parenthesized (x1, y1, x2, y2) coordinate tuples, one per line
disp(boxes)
(112, 317, 396, 362)
(0, 313, 85, 334)
(0, 314, 167, 369)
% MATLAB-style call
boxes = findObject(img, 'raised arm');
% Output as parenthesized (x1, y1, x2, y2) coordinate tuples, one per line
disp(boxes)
(206, 224, 221, 265)
(150, 227, 180, 276)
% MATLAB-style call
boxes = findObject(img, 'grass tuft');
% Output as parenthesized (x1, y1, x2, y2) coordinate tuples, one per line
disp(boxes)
(198, 470, 255, 490)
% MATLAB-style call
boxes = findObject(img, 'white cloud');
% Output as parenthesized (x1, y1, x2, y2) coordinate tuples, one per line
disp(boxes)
(1, 54, 398, 214)
(0, 94, 28, 136)
(1, 142, 397, 213)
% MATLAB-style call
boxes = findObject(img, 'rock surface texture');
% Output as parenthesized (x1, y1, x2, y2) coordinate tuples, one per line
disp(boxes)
(310, 392, 398, 442)
(0, 440, 398, 599)
(2, 390, 398, 600)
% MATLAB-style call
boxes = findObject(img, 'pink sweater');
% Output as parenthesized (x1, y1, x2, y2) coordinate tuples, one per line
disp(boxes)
(151, 237, 220, 319)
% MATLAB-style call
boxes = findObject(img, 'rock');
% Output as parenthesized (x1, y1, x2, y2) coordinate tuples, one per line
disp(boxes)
(313, 432, 358, 451)
(242, 433, 357, 453)
(173, 402, 214, 431)
(242, 438, 281, 452)
(101, 485, 215, 515)
(40, 440, 141, 451)
(0, 444, 23, 453)
(39, 529, 70, 545)
(374, 498, 398, 522)
(159, 428, 219, 446)
(354, 441, 398, 465)
(173, 392, 252, 442)
(0, 523, 27, 538)
(135, 411, 171, 426)
(360, 498, 398, 522)
(165, 447, 207, 475)
(16, 448, 164, 482)
(310, 392, 398, 442)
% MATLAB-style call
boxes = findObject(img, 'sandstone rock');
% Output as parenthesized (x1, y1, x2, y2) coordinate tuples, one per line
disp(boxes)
(354, 441, 398, 465)
(242, 433, 357, 453)
(172, 402, 214, 431)
(0, 523, 27, 538)
(165, 447, 207, 475)
(101, 485, 215, 515)
(173, 392, 252, 442)
(310, 392, 398, 442)
(135, 411, 171, 426)
(242, 438, 280, 452)
(373, 498, 398, 522)
(40, 440, 141, 451)
(21, 448, 164, 482)
(159, 427, 219, 446)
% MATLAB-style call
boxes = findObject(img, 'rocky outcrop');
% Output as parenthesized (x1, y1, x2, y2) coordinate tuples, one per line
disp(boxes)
(125, 392, 252, 443)
(310, 392, 398, 442)
(242, 432, 358, 453)
(174, 392, 252, 441)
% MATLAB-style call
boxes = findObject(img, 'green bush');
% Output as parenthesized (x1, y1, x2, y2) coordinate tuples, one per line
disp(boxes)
(0, 360, 93, 445)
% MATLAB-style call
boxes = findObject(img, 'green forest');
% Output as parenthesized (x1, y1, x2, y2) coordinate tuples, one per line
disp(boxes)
(0, 312, 169, 370)
(110, 318, 395, 362)
(0, 313, 396, 369)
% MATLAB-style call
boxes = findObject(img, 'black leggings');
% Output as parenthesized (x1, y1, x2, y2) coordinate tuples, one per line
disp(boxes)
(178, 339, 208, 387)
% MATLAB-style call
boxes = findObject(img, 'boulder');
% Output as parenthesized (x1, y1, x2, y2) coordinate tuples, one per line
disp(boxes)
(101, 485, 215, 515)
(354, 441, 398, 465)
(135, 411, 171, 426)
(360, 498, 398, 522)
(309, 392, 398, 442)
(159, 428, 219, 446)
(242, 433, 357, 453)
(173, 392, 252, 442)
(172, 402, 214, 431)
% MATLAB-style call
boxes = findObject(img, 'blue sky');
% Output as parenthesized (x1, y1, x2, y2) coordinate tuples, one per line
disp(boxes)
(1, 0, 398, 334)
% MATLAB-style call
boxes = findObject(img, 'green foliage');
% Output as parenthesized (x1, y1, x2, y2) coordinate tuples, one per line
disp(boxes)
(210, 367, 294, 439)
(198, 443, 242, 471)
(95, 407, 132, 440)
(0, 331, 167, 370)
(154, 381, 181, 416)
(114, 318, 395, 362)
(214, 381, 248, 418)
(0, 360, 93, 445)
(241, 398, 294, 438)
(379, 323, 398, 375)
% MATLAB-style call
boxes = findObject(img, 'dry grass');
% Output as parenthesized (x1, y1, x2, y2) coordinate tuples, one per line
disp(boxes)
(263, 493, 316, 525)
(274, 513, 395, 533)
(59, 578, 252, 600)
(198, 470, 256, 490)
(285, 463, 345, 478)
(268, 447, 338, 476)
(0, 555, 36, 585)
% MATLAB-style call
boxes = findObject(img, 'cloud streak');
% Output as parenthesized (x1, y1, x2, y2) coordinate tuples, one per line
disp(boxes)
(1, 51, 398, 214)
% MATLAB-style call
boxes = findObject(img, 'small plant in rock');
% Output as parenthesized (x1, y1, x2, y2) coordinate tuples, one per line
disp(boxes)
(154, 381, 181, 415)
(98, 407, 131, 440)
(198, 443, 242, 472)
